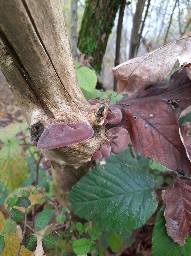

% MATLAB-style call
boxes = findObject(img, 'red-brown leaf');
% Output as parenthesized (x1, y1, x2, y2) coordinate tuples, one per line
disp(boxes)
(162, 176, 191, 245)
(113, 36, 191, 94)
(118, 69, 191, 173)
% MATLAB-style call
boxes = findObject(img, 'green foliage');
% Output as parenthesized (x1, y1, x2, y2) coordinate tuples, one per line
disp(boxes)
(15, 197, 31, 208)
(56, 207, 66, 223)
(35, 208, 54, 231)
(23, 235, 37, 252)
(0, 124, 28, 191)
(6, 194, 18, 208)
(88, 225, 101, 241)
(94, 89, 124, 104)
(1, 219, 17, 235)
(107, 233, 123, 253)
(10, 208, 25, 222)
(76, 66, 97, 98)
(152, 209, 191, 256)
(179, 112, 191, 125)
(0, 235, 5, 253)
(72, 238, 92, 255)
(68, 159, 157, 232)
(42, 234, 58, 253)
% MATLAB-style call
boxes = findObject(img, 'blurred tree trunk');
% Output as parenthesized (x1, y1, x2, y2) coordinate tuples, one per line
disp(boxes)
(70, 0, 78, 60)
(78, 0, 120, 73)
(129, 0, 146, 59)
(113, 0, 127, 91)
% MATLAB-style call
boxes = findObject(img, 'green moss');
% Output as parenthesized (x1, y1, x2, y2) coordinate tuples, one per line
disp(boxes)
(78, 0, 119, 73)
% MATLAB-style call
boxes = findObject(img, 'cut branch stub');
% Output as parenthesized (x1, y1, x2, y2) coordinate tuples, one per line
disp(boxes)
(37, 122, 94, 150)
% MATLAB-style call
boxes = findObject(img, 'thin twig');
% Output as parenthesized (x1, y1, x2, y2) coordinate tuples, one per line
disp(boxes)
(163, 0, 178, 44)
(35, 153, 43, 187)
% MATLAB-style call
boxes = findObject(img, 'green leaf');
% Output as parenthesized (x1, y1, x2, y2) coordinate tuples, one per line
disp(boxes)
(0, 123, 28, 143)
(74, 61, 81, 69)
(93, 89, 124, 104)
(72, 238, 92, 255)
(23, 235, 37, 252)
(107, 233, 123, 253)
(42, 234, 58, 252)
(0, 235, 5, 253)
(149, 160, 167, 172)
(152, 209, 191, 256)
(10, 208, 25, 222)
(35, 208, 54, 231)
(77, 67, 97, 97)
(6, 194, 18, 208)
(0, 141, 28, 191)
(68, 163, 157, 232)
(2, 219, 17, 235)
(76, 222, 84, 235)
(19, 189, 30, 198)
(88, 225, 101, 240)
(56, 207, 66, 223)
(179, 113, 191, 125)
(16, 197, 31, 208)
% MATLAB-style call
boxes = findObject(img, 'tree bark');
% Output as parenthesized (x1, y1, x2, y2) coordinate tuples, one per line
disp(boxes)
(129, 0, 146, 59)
(113, 0, 126, 91)
(70, 0, 78, 60)
(0, 0, 105, 205)
(78, 0, 120, 73)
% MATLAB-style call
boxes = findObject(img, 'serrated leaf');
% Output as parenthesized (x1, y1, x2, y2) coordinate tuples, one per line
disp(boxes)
(0, 123, 28, 143)
(10, 208, 25, 222)
(6, 194, 18, 208)
(42, 234, 58, 253)
(152, 209, 191, 256)
(35, 208, 54, 231)
(107, 233, 123, 253)
(0, 142, 28, 191)
(16, 197, 31, 208)
(20, 189, 30, 197)
(77, 67, 97, 96)
(68, 163, 157, 232)
(162, 177, 191, 245)
(1, 234, 34, 256)
(0, 235, 4, 253)
(23, 235, 37, 252)
(72, 238, 92, 255)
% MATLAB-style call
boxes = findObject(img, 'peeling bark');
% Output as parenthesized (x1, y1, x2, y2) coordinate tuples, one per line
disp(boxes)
(0, 0, 105, 205)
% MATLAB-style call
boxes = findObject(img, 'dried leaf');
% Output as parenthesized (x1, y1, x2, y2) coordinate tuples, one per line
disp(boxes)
(118, 70, 191, 173)
(113, 36, 191, 94)
(162, 176, 191, 245)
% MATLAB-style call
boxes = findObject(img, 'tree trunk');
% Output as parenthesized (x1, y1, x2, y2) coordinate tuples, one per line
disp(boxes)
(70, 0, 78, 60)
(0, 0, 105, 206)
(78, 0, 120, 73)
(114, 0, 126, 91)
(129, 0, 146, 59)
